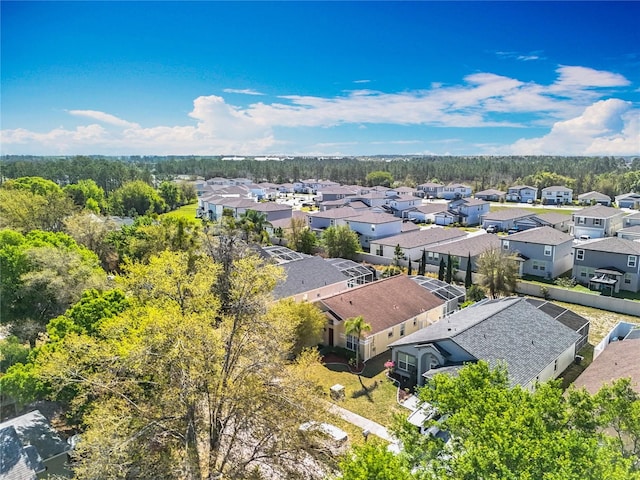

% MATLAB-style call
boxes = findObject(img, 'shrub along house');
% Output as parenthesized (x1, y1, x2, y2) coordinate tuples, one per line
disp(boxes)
(388, 297, 581, 389)
(317, 275, 445, 362)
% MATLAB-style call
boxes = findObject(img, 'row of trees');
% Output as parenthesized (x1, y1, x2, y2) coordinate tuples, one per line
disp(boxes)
(3, 155, 640, 196)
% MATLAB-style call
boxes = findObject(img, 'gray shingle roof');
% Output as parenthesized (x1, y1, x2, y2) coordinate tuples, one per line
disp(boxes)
(482, 208, 536, 221)
(578, 191, 611, 201)
(574, 237, 640, 255)
(372, 228, 467, 248)
(506, 226, 573, 246)
(271, 256, 347, 299)
(428, 233, 501, 257)
(573, 205, 623, 218)
(533, 212, 571, 225)
(390, 297, 580, 387)
(345, 212, 400, 225)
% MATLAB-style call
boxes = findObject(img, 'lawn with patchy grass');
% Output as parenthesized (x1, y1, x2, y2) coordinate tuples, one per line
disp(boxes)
(160, 203, 199, 221)
(307, 353, 406, 428)
(489, 205, 575, 216)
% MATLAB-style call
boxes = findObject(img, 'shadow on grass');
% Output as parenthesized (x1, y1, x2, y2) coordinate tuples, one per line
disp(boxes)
(351, 376, 379, 402)
(560, 344, 594, 390)
(321, 352, 389, 379)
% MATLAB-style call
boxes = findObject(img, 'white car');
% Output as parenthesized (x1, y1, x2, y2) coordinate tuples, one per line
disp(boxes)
(299, 421, 348, 443)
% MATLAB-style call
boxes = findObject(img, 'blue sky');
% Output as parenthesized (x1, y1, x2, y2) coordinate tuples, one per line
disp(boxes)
(1, 1, 638, 156)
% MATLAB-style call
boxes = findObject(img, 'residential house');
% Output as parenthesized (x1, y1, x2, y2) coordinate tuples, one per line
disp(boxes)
(338, 212, 404, 250)
(0, 410, 71, 479)
(577, 191, 612, 206)
(439, 183, 472, 200)
(474, 189, 506, 202)
(395, 186, 419, 197)
(384, 195, 421, 218)
(481, 208, 536, 232)
(308, 206, 360, 231)
(423, 233, 502, 275)
(409, 276, 467, 315)
(506, 185, 538, 203)
(514, 212, 571, 233)
(571, 205, 624, 239)
(349, 192, 389, 209)
(615, 192, 640, 209)
(417, 182, 444, 199)
(440, 198, 490, 227)
(369, 228, 468, 263)
(318, 275, 446, 362)
(502, 227, 574, 279)
(541, 185, 573, 205)
(403, 204, 449, 224)
(572, 237, 640, 293)
(269, 254, 351, 302)
(575, 321, 640, 394)
(294, 179, 340, 194)
(277, 183, 295, 194)
(315, 186, 358, 204)
(247, 202, 293, 223)
(617, 225, 640, 241)
(623, 211, 640, 228)
(388, 297, 581, 389)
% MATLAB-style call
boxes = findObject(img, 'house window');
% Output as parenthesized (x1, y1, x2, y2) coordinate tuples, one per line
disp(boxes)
(346, 334, 357, 352)
(628, 256, 637, 268)
(624, 274, 632, 284)
(576, 249, 585, 261)
(503, 240, 510, 250)
(593, 218, 602, 226)
(544, 245, 552, 256)
(371, 224, 376, 232)
(397, 352, 416, 372)
(577, 217, 585, 225)
(400, 323, 405, 336)
(554, 359, 558, 372)
(433, 252, 439, 260)
(376, 246, 383, 256)
(388, 330, 394, 338)
(532, 260, 546, 271)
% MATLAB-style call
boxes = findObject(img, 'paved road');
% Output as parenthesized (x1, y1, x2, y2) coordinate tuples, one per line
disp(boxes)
(325, 402, 394, 442)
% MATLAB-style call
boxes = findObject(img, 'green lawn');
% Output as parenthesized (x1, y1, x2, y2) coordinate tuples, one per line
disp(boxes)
(489, 205, 575, 216)
(307, 353, 406, 428)
(160, 203, 199, 221)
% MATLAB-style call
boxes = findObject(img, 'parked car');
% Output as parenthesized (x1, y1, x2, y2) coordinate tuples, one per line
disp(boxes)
(485, 225, 497, 234)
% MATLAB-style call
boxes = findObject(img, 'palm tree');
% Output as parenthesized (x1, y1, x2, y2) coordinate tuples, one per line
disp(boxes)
(476, 247, 518, 299)
(343, 315, 372, 369)
(239, 209, 272, 244)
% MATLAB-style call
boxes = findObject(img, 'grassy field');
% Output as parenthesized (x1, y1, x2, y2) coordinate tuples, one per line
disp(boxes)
(160, 203, 198, 221)
(306, 354, 406, 428)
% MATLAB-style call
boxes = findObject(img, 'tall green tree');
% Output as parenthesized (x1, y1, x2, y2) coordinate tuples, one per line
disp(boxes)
(158, 180, 182, 210)
(438, 257, 445, 281)
(418, 249, 426, 276)
(34, 250, 326, 479)
(64, 179, 106, 212)
(343, 316, 371, 368)
(445, 254, 453, 284)
(476, 246, 518, 298)
(322, 225, 360, 259)
(108, 180, 167, 216)
(238, 209, 272, 244)
(393, 244, 404, 267)
(464, 252, 472, 288)
(365, 171, 393, 187)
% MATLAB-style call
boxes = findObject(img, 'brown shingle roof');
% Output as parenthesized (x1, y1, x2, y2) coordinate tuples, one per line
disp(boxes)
(320, 276, 444, 335)
(429, 233, 502, 257)
(574, 339, 640, 394)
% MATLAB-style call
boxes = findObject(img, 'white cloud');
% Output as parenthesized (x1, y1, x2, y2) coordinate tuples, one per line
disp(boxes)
(1, 65, 636, 155)
(222, 88, 265, 96)
(353, 79, 371, 84)
(553, 65, 630, 88)
(517, 55, 540, 61)
(508, 99, 640, 155)
(67, 110, 140, 128)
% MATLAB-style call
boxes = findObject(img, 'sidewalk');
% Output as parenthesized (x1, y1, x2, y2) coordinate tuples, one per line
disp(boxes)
(325, 402, 394, 442)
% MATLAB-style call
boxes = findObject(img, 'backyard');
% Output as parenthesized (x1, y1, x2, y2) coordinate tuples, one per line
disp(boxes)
(306, 352, 408, 429)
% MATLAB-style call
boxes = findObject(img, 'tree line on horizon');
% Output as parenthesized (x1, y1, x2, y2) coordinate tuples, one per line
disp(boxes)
(3, 154, 640, 197)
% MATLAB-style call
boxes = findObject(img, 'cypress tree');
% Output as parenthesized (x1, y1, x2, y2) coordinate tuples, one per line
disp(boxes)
(465, 252, 473, 288)
(438, 257, 445, 281)
(446, 253, 453, 284)
(419, 249, 427, 276)
(408, 259, 413, 276)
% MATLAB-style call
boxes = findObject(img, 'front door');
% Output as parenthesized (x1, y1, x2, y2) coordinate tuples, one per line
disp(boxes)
(328, 328, 334, 346)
